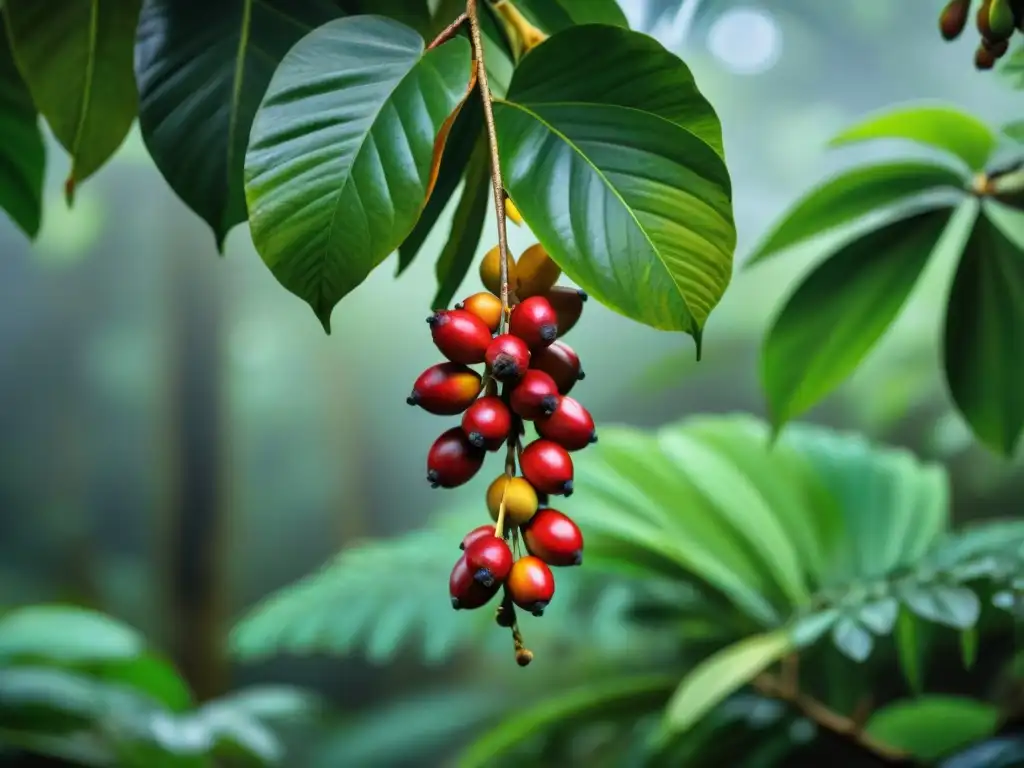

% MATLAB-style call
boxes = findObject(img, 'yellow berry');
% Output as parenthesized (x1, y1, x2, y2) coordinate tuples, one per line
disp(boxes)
(516, 243, 561, 298)
(486, 474, 539, 526)
(479, 245, 518, 296)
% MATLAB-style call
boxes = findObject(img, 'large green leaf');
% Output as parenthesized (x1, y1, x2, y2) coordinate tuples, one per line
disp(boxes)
(493, 25, 733, 347)
(663, 630, 793, 734)
(134, 0, 341, 250)
(3, 0, 140, 200)
(746, 162, 966, 265)
(432, 133, 490, 309)
(943, 201, 1024, 456)
(866, 696, 999, 761)
(338, 0, 430, 34)
(515, 0, 629, 31)
(0, 14, 42, 238)
(0, 605, 144, 664)
(829, 105, 996, 172)
(243, 16, 473, 331)
(761, 206, 954, 427)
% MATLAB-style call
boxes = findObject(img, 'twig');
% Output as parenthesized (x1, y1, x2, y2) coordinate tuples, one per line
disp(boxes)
(753, 673, 918, 766)
(427, 12, 468, 50)
(466, 0, 513, 333)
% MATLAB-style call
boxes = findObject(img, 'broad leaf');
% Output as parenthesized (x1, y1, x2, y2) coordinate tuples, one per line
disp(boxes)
(898, 583, 981, 630)
(663, 630, 792, 734)
(0, 605, 144, 663)
(761, 206, 953, 427)
(493, 25, 733, 347)
(338, 0, 430, 34)
(943, 202, 1024, 456)
(0, 15, 43, 238)
(866, 696, 999, 761)
(829, 105, 996, 173)
(432, 134, 490, 309)
(746, 162, 965, 265)
(894, 607, 927, 694)
(134, 0, 342, 250)
(515, 0, 629, 31)
(3, 0, 140, 200)
(243, 17, 473, 331)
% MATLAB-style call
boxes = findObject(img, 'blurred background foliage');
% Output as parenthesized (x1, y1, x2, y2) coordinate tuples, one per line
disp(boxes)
(2, 0, 1024, 766)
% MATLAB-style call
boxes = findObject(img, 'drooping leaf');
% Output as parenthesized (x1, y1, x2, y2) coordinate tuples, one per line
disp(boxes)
(98, 653, 193, 712)
(761, 206, 953, 427)
(746, 162, 966, 265)
(857, 597, 899, 635)
(831, 616, 873, 662)
(898, 583, 981, 630)
(0, 15, 43, 238)
(829, 104, 996, 172)
(960, 627, 978, 670)
(3, 0, 140, 200)
(866, 696, 999, 761)
(894, 607, 927, 695)
(0, 605, 144, 664)
(458, 675, 676, 768)
(493, 25, 733, 347)
(943, 201, 1024, 456)
(134, 0, 342, 251)
(663, 630, 792, 734)
(514, 0, 629, 32)
(432, 133, 490, 309)
(244, 17, 472, 331)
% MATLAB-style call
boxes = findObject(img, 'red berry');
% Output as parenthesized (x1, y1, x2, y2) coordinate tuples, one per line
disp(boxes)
(460, 524, 498, 551)
(464, 536, 514, 587)
(427, 428, 485, 488)
(461, 395, 512, 451)
(450, 554, 499, 610)
(408, 363, 482, 415)
(530, 341, 584, 395)
(535, 396, 597, 451)
(485, 334, 531, 381)
(522, 509, 583, 567)
(509, 370, 560, 420)
(427, 310, 492, 365)
(519, 439, 574, 496)
(543, 287, 587, 338)
(506, 555, 555, 616)
(509, 296, 558, 349)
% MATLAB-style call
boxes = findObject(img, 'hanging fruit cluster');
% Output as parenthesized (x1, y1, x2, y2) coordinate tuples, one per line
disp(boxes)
(407, 236, 593, 666)
(939, 0, 1024, 69)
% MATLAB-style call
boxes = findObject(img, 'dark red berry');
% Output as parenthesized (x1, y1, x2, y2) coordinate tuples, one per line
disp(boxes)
(485, 334, 531, 381)
(535, 396, 597, 451)
(427, 309, 492, 365)
(408, 363, 482, 415)
(506, 555, 555, 616)
(450, 554, 499, 610)
(509, 296, 558, 349)
(464, 536, 514, 588)
(461, 395, 512, 450)
(523, 509, 583, 567)
(427, 428, 485, 488)
(460, 524, 498, 551)
(519, 439, 574, 496)
(509, 369, 560, 420)
(544, 287, 587, 338)
(530, 341, 584, 395)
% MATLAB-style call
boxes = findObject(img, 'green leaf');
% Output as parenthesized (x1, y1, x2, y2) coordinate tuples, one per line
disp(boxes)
(1003, 120, 1024, 144)
(899, 584, 981, 630)
(0, 605, 144, 663)
(134, 0, 342, 251)
(960, 627, 978, 670)
(866, 696, 999, 761)
(894, 607, 926, 695)
(99, 654, 193, 712)
(746, 162, 966, 265)
(338, 0, 430, 34)
(663, 630, 792, 734)
(515, 0, 629, 31)
(431, 133, 490, 309)
(829, 104, 996, 173)
(999, 43, 1024, 90)
(493, 25, 733, 346)
(761, 206, 953, 427)
(243, 16, 472, 332)
(943, 202, 1024, 456)
(3, 0, 140, 200)
(458, 674, 676, 768)
(0, 15, 43, 238)
(857, 597, 899, 635)
(831, 616, 873, 662)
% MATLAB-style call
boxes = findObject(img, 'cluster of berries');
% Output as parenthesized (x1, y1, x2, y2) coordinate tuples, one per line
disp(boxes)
(407, 242, 594, 665)
(939, 0, 1023, 68)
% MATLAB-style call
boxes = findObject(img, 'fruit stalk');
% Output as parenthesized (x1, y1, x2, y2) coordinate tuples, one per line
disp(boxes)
(427, 11, 469, 50)
(466, 0, 514, 332)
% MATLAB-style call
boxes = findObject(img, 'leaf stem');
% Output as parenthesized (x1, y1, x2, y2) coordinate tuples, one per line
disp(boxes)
(427, 12, 468, 50)
(466, 0, 514, 332)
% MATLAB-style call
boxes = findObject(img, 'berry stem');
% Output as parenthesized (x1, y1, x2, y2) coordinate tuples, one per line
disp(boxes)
(427, 12, 468, 50)
(466, 0, 514, 332)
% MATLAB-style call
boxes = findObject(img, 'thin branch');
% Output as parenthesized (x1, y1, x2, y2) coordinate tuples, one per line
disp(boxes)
(466, 0, 513, 333)
(753, 673, 919, 766)
(427, 12, 468, 50)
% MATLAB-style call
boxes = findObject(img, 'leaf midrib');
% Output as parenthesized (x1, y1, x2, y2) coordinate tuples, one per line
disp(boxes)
(69, 0, 100, 177)
(496, 98, 701, 331)
(224, 0, 254, 235)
